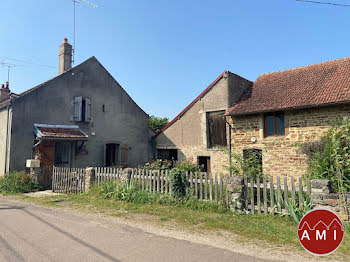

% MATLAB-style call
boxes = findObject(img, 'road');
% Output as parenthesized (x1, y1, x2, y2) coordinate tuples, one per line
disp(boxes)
(0, 197, 274, 262)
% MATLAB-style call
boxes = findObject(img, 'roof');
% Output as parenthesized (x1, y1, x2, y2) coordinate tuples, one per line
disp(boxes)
(155, 71, 228, 137)
(226, 57, 350, 116)
(34, 124, 88, 140)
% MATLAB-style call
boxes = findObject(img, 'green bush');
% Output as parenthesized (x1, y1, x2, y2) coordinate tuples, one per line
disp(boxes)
(174, 159, 200, 172)
(143, 159, 173, 170)
(303, 117, 350, 192)
(228, 151, 263, 180)
(170, 168, 188, 198)
(0, 171, 38, 194)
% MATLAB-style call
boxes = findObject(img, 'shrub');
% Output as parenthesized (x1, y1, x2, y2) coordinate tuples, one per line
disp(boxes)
(303, 117, 350, 192)
(228, 151, 263, 180)
(0, 171, 38, 194)
(174, 159, 200, 173)
(169, 168, 188, 198)
(143, 159, 173, 170)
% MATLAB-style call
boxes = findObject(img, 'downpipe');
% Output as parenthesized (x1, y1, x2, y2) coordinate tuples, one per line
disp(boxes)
(224, 116, 232, 176)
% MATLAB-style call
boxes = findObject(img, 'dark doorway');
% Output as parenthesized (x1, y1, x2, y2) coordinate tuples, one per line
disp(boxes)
(198, 156, 211, 173)
(157, 149, 178, 161)
(105, 143, 119, 167)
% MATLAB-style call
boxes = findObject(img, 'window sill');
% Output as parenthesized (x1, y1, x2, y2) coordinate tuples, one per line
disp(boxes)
(206, 147, 226, 152)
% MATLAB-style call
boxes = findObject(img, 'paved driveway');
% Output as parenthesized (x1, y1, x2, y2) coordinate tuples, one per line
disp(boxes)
(0, 197, 274, 262)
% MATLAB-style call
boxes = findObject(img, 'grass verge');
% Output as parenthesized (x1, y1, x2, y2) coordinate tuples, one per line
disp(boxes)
(20, 186, 350, 260)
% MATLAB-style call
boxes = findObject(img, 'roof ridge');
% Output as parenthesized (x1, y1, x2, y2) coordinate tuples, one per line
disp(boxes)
(258, 56, 350, 77)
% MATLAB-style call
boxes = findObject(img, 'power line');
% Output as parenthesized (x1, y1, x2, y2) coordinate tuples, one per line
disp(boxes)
(0, 57, 57, 69)
(296, 0, 350, 7)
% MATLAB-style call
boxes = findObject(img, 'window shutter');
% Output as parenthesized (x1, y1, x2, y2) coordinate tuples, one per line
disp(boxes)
(85, 98, 92, 122)
(74, 96, 82, 122)
(121, 146, 129, 168)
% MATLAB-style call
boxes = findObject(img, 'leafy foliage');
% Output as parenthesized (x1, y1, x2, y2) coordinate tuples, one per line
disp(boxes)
(143, 159, 173, 170)
(303, 117, 350, 192)
(169, 168, 188, 198)
(228, 151, 263, 180)
(174, 159, 200, 173)
(0, 171, 38, 194)
(148, 115, 169, 133)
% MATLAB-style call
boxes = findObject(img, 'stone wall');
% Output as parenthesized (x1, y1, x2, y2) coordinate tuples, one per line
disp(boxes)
(311, 179, 349, 220)
(228, 104, 350, 178)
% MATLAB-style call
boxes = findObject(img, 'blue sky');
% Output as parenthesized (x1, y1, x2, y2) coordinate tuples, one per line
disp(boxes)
(1, 0, 350, 119)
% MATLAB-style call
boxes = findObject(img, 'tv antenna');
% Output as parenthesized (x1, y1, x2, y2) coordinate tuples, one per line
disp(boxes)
(0, 61, 16, 83)
(72, 0, 98, 64)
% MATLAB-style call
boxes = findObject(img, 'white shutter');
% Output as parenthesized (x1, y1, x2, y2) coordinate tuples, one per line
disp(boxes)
(74, 96, 82, 122)
(85, 98, 92, 122)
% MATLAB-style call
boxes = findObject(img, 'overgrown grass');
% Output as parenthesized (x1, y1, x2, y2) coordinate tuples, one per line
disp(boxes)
(0, 171, 38, 194)
(21, 182, 350, 259)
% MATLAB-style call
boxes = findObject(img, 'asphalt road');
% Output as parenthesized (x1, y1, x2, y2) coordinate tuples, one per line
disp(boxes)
(0, 198, 273, 262)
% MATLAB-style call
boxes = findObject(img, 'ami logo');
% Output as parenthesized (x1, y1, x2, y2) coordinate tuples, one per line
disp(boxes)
(298, 209, 344, 256)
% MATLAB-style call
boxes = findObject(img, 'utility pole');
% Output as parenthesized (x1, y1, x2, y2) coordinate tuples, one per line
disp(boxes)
(72, 0, 98, 65)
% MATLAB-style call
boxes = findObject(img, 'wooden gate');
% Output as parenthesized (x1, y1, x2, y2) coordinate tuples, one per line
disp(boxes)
(52, 167, 85, 193)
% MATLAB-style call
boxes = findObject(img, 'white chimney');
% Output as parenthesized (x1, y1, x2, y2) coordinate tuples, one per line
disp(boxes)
(59, 38, 72, 74)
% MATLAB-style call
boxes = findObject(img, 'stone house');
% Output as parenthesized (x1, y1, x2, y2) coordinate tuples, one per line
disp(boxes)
(0, 39, 152, 175)
(155, 71, 252, 173)
(225, 57, 350, 178)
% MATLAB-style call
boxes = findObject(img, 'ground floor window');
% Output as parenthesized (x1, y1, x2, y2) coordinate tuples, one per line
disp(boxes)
(157, 149, 178, 161)
(105, 143, 119, 167)
(198, 156, 211, 173)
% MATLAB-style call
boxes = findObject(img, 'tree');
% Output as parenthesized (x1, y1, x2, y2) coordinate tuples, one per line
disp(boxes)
(148, 115, 169, 133)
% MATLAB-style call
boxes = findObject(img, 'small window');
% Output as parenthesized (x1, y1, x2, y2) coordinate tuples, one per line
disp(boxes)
(198, 156, 211, 173)
(264, 112, 285, 137)
(207, 111, 227, 148)
(74, 97, 92, 122)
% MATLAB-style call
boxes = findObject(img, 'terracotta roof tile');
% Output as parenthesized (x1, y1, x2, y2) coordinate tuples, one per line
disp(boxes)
(226, 57, 350, 115)
(34, 125, 88, 140)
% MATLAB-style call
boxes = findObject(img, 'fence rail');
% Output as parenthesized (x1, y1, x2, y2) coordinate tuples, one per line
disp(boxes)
(51, 167, 311, 213)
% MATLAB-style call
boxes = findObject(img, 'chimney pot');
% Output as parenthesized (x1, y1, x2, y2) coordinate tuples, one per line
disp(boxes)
(5, 81, 9, 89)
(59, 38, 72, 74)
(1, 84, 4, 89)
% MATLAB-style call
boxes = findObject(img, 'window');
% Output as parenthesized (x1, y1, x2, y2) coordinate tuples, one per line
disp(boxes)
(207, 111, 227, 148)
(264, 112, 284, 137)
(105, 143, 119, 167)
(74, 96, 92, 122)
(198, 156, 211, 173)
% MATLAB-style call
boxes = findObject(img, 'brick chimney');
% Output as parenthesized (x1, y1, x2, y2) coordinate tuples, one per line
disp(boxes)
(59, 38, 72, 74)
(0, 82, 11, 101)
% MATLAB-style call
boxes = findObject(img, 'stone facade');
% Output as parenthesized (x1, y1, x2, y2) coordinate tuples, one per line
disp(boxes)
(228, 104, 350, 178)
(156, 72, 252, 174)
